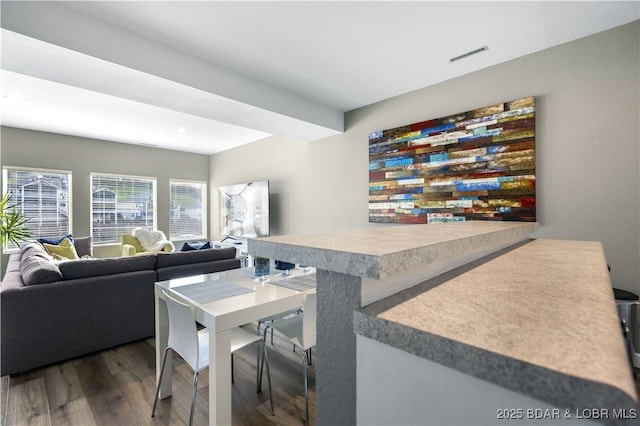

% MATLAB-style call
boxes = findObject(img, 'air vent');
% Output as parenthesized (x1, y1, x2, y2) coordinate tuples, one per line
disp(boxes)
(450, 46, 489, 62)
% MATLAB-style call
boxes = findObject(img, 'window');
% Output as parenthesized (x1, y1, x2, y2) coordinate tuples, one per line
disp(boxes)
(91, 173, 156, 244)
(2, 167, 72, 250)
(170, 180, 207, 240)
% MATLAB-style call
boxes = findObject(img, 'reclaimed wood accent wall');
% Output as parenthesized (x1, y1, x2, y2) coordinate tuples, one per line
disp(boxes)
(368, 97, 536, 223)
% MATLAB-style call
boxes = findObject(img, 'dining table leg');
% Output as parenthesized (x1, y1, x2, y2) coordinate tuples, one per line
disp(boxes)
(210, 328, 232, 425)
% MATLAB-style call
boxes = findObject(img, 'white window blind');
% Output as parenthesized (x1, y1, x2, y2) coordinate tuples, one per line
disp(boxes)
(2, 167, 72, 250)
(170, 180, 206, 240)
(91, 173, 156, 244)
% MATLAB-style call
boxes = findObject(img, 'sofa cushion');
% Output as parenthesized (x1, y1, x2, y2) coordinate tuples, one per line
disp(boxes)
(156, 247, 236, 268)
(73, 236, 93, 258)
(20, 251, 63, 285)
(21, 242, 48, 258)
(30, 236, 92, 258)
(181, 241, 212, 251)
(38, 234, 74, 246)
(59, 255, 157, 280)
(43, 237, 79, 261)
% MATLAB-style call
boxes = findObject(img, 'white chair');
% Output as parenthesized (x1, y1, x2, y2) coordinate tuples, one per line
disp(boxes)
(260, 292, 316, 425)
(152, 289, 273, 426)
(257, 307, 303, 345)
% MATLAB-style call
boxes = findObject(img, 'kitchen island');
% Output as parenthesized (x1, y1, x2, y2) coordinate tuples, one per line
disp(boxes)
(249, 221, 637, 425)
(355, 238, 638, 425)
(249, 221, 542, 424)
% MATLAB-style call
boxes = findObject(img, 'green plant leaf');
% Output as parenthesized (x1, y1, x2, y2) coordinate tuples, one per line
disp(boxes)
(1, 193, 32, 248)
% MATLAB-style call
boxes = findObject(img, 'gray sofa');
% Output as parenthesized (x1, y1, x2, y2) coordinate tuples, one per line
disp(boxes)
(0, 242, 240, 376)
(156, 248, 241, 281)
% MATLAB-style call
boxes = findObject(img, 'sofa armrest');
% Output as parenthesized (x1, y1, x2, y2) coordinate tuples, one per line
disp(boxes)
(122, 241, 172, 255)
(122, 243, 137, 256)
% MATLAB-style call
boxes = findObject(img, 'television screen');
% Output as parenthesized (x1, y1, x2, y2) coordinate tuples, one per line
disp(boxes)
(219, 180, 269, 239)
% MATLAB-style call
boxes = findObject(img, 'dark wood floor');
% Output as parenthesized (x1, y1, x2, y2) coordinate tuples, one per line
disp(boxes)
(2, 327, 640, 426)
(0, 323, 315, 426)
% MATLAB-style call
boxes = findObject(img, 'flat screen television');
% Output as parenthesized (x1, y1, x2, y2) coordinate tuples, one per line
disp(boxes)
(218, 180, 269, 241)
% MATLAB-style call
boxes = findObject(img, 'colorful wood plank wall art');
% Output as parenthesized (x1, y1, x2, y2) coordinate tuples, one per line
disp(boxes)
(368, 97, 535, 223)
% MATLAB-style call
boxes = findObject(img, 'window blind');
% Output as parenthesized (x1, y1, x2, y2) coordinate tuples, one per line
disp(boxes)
(91, 173, 156, 244)
(170, 180, 206, 239)
(2, 167, 72, 250)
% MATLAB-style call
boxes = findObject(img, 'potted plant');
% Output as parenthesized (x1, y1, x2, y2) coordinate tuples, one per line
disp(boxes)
(1, 193, 31, 248)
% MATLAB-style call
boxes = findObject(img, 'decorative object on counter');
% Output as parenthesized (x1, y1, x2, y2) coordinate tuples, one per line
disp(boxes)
(300, 264, 312, 274)
(275, 260, 295, 278)
(368, 96, 536, 223)
(254, 256, 270, 282)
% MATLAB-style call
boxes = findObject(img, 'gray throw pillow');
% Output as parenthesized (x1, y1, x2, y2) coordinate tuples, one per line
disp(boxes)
(73, 236, 93, 258)
(20, 242, 48, 258)
(20, 252, 63, 285)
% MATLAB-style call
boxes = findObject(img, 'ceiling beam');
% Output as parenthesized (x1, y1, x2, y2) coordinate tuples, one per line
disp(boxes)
(1, 1, 344, 141)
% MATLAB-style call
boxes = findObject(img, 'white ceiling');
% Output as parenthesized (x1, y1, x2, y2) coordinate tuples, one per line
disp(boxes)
(1, 1, 638, 155)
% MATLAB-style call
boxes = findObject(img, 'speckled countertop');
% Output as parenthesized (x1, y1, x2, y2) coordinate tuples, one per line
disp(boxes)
(248, 221, 538, 279)
(354, 238, 639, 425)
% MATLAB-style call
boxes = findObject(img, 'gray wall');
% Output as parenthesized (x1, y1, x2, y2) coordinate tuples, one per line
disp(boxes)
(210, 21, 640, 293)
(1, 22, 637, 292)
(1, 127, 209, 258)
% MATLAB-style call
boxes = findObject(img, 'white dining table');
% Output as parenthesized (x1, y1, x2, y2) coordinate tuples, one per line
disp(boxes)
(154, 267, 316, 425)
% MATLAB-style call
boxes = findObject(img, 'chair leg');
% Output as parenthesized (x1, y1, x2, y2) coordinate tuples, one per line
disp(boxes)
(258, 325, 270, 390)
(303, 349, 310, 426)
(258, 321, 275, 345)
(263, 339, 275, 416)
(151, 346, 171, 418)
(189, 371, 199, 426)
(256, 337, 262, 391)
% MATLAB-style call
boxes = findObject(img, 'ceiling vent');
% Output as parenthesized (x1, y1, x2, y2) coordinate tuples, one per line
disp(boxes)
(450, 46, 489, 62)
